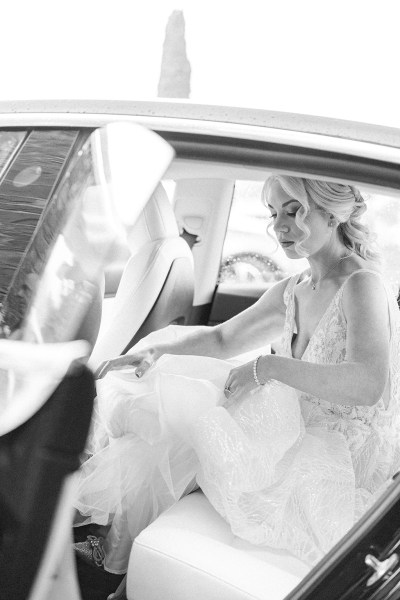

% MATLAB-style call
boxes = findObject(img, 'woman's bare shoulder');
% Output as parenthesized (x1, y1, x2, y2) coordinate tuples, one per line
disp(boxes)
(343, 267, 384, 291)
(342, 267, 387, 316)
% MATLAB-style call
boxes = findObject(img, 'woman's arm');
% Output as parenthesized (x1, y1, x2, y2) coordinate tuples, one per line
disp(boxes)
(213, 275, 289, 356)
(95, 276, 289, 378)
(256, 272, 390, 406)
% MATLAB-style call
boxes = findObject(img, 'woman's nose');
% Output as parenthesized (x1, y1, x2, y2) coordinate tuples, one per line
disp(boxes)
(274, 216, 290, 233)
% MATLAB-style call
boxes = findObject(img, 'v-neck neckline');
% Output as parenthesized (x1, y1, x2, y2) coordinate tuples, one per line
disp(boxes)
(289, 268, 376, 360)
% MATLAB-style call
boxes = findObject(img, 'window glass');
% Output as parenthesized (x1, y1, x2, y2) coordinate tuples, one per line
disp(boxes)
(220, 180, 400, 294)
(0, 130, 79, 201)
(1, 131, 92, 338)
(0, 129, 80, 309)
(0, 131, 26, 178)
(366, 192, 400, 291)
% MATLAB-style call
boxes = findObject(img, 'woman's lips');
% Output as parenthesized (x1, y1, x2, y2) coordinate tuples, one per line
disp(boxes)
(280, 241, 294, 248)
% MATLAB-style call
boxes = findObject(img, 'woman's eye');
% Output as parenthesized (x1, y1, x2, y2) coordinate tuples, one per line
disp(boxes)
(287, 211, 298, 217)
(270, 214, 277, 220)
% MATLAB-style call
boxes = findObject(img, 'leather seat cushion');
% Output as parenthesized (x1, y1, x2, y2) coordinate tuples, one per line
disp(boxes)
(127, 490, 309, 600)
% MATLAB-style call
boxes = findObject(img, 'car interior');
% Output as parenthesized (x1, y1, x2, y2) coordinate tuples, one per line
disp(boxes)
(89, 182, 194, 369)
(85, 166, 313, 600)
(88, 163, 400, 599)
(1, 121, 400, 600)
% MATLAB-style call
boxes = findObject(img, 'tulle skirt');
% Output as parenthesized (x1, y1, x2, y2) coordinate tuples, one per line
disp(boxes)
(73, 346, 371, 573)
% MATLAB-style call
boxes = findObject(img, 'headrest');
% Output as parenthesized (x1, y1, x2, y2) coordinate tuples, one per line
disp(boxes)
(126, 184, 179, 254)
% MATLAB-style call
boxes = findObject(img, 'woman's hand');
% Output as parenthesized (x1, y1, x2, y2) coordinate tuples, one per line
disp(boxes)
(223, 360, 258, 400)
(94, 348, 157, 380)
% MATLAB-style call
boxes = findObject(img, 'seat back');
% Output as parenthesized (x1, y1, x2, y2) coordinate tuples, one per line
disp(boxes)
(89, 185, 194, 368)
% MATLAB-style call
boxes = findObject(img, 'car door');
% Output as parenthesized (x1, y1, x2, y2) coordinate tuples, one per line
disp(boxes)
(0, 126, 96, 599)
(0, 120, 175, 600)
(287, 477, 400, 600)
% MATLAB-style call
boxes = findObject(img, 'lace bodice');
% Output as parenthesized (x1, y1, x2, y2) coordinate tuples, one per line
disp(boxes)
(280, 269, 400, 489)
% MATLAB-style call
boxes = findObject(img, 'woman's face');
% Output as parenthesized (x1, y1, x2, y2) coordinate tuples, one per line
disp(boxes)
(267, 180, 331, 258)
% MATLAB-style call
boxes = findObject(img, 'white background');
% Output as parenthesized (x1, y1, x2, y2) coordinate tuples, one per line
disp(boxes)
(1, 0, 399, 127)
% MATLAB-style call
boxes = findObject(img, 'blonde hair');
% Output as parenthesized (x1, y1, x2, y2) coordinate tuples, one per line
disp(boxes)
(262, 175, 380, 261)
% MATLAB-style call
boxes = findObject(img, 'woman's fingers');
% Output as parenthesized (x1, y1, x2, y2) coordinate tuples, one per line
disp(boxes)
(223, 362, 254, 399)
(94, 360, 110, 379)
(94, 355, 142, 379)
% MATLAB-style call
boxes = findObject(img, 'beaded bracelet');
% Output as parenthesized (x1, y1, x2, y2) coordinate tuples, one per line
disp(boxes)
(253, 355, 265, 386)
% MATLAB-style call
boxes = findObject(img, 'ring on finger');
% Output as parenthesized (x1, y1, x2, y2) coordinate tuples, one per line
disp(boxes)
(136, 359, 153, 378)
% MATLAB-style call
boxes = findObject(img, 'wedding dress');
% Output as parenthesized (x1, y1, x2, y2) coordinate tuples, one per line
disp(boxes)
(74, 269, 400, 573)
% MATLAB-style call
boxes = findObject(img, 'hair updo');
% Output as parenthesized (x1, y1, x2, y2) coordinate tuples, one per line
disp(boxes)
(262, 175, 380, 261)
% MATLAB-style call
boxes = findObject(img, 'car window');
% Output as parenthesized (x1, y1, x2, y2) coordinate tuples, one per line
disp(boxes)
(366, 191, 400, 292)
(0, 131, 26, 177)
(219, 180, 400, 296)
(0, 129, 81, 333)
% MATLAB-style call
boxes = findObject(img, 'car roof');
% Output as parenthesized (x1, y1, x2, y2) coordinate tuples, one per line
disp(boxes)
(1, 100, 399, 193)
(0, 99, 399, 150)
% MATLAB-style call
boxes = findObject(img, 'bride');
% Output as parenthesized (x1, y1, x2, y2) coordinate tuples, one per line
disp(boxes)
(74, 175, 400, 580)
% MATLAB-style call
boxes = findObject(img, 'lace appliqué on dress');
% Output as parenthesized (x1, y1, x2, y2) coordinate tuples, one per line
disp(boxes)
(280, 270, 400, 494)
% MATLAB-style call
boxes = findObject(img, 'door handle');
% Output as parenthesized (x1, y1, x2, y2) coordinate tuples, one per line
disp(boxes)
(365, 552, 399, 586)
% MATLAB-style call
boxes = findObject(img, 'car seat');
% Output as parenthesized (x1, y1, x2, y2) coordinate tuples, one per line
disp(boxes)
(89, 184, 194, 369)
(127, 489, 309, 600)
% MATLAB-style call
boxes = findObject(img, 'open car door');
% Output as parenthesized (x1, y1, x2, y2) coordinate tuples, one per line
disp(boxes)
(0, 122, 174, 600)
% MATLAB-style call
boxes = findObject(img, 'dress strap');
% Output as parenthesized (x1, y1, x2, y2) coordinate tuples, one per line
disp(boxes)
(283, 272, 302, 307)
